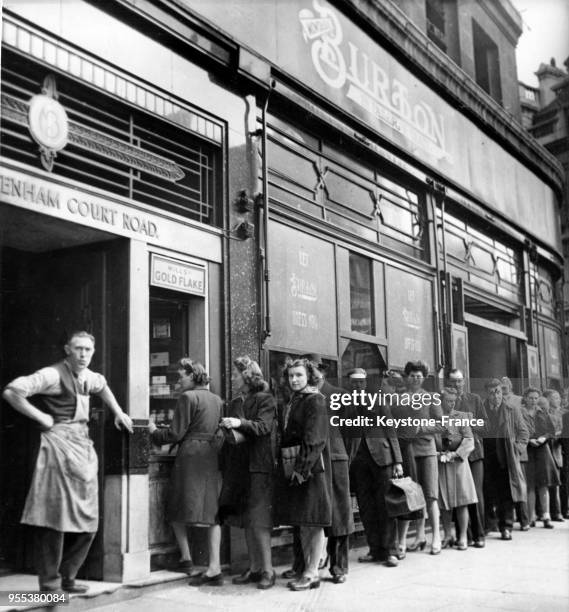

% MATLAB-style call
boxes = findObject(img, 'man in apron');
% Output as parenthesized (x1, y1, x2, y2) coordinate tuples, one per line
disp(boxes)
(2, 331, 133, 592)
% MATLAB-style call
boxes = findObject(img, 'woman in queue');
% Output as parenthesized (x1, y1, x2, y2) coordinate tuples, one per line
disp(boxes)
(523, 388, 560, 528)
(218, 356, 277, 590)
(274, 357, 332, 591)
(148, 359, 224, 585)
(436, 387, 478, 549)
(398, 361, 443, 555)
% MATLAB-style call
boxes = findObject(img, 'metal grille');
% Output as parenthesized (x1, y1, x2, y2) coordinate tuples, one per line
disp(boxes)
(1, 50, 220, 227)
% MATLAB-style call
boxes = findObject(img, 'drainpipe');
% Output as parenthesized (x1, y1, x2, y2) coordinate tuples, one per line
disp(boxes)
(427, 178, 445, 377)
(259, 81, 276, 347)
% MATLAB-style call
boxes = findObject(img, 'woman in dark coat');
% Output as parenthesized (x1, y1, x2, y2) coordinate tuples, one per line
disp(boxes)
(398, 361, 444, 555)
(275, 358, 332, 591)
(148, 359, 223, 585)
(219, 356, 277, 590)
(523, 388, 560, 528)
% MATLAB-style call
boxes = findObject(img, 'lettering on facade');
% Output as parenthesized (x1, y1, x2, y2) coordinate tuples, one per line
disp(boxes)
(0, 173, 159, 239)
(290, 246, 320, 330)
(299, 0, 448, 161)
(150, 254, 206, 296)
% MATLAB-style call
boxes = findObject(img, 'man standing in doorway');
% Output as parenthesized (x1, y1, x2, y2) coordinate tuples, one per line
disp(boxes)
(2, 331, 133, 592)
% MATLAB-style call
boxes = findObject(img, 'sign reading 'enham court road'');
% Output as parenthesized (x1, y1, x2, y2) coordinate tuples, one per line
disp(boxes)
(0, 161, 222, 262)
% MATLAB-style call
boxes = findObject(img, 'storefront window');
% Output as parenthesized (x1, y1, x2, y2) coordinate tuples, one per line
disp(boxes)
(349, 252, 374, 335)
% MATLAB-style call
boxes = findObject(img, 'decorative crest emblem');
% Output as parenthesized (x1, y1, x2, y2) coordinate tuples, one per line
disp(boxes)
(28, 75, 69, 171)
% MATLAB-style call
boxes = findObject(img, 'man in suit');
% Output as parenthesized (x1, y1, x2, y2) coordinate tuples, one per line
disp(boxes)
(447, 368, 486, 547)
(482, 378, 529, 541)
(349, 368, 403, 567)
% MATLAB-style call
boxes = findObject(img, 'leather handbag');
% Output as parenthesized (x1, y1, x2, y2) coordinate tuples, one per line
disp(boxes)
(281, 445, 324, 479)
(222, 427, 246, 445)
(385, 476, 426, 519)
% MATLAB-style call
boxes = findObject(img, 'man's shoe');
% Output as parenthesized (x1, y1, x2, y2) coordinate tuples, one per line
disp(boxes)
(232, 569, 262, 585)
(61, 581, 89, 594)
(384, 555, 399, 567)
(289, 576, 320, 591)
(552, 515, 565, 522)
(257, 570, 276, 590)
(332, 574, 347, 584)
(543, 519, 554, 529)
(520, 524, 530, 531)
(281, 568, 298, 579)
(500, 529, 512, 541)
(474, 538, 486, 548)
(188, 573, 224, 587)
(358, 553, 379, 563)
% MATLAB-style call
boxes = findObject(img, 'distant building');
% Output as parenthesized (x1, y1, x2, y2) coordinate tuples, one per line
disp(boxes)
(520, 58, 569, 375)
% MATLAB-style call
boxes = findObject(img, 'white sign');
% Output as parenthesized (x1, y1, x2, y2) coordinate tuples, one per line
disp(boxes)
(28, 94, 69, 151)
(0, 162, 222, 262)
(150, 254, 206, 296)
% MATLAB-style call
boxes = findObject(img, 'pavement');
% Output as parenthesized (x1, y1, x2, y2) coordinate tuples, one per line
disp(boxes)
(80, 519, 569, 612)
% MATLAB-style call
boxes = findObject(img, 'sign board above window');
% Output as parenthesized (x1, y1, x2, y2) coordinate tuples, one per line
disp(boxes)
(150, 254, 206, 296)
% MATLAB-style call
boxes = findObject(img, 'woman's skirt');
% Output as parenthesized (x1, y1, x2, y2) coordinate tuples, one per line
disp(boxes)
(438, 458, 478, 510)
(527, 443, 561, 489)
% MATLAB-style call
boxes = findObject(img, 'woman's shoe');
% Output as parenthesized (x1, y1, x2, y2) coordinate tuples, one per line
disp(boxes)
(455, 541, 468, 551)
(441, 537, 455, 549)
(396, 545, 406, 560)
(407, 539, 427, 552)
(232, 569, 262, 585)
(281, 568, 298, 580)
(257, 571, 276, 590)
(429, 545, 441, 556)
(318, 555, 329, 570)
(188, 573, 224, 587)
(529, 520, 536, 527)
(289, 576, 320, 591)
(177, 559, 193, 573)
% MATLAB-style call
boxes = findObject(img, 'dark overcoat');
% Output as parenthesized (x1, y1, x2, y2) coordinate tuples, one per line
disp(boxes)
(275, 391, 332, 527)
(483, 400, 529, 503)
(218, 390, 276, 522)
(320, 380, 354, 536)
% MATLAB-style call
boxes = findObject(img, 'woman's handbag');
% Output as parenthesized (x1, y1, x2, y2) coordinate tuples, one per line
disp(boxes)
(281, 445, 324, 479)
(385, 476, 426, 519)
(222, 427, 246, 445)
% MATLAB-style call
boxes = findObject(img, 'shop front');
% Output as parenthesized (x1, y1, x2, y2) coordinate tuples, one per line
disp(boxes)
(0, 6, 232, 581)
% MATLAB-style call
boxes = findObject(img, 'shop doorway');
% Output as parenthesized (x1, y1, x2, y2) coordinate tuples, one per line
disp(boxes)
(0, 205, 121, 577)
(466, 323, 523, 397)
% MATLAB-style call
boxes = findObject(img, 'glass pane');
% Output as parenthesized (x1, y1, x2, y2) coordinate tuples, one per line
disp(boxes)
(349, 252, 374, 335)
(340, 339, 386, 393)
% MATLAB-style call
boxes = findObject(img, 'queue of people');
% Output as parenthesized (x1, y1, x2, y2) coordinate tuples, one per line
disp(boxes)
(150, 355, 569, 593)
(4, 338, 569, 593)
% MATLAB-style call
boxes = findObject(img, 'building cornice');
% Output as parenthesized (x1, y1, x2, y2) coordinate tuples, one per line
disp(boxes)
(336, 0, 564, 196)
